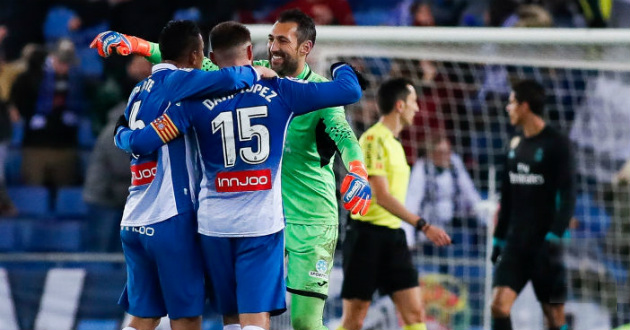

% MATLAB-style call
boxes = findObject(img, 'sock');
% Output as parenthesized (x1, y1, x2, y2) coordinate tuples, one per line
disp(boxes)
(291, 293, 327, 330)
(122, 328, 137, 330)
(224, 325, 241, 330)
(402, 323, 427, 330)
(336, 327, 348, 330)
(492, 317, 512, 330)
(242, 326, 265, 330)
(550, 325, 568, 330)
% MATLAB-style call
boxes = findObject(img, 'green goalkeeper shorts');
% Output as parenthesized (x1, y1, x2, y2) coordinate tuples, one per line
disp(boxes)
(285, 223, 338, 299)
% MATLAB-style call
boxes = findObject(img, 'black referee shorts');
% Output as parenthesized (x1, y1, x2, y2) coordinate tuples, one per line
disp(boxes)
(341, 220, 419, 300)
(493, 244, 567, 304)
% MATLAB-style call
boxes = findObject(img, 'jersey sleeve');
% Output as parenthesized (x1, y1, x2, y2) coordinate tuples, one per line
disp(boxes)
(362, 133, 387, 177)
(549, 136, 576, 237)
(495, 151, 512, 240)
(145, 41, 162, 65)
(115, 102, 195, 155)
(320, 106, 364, 169)
(165, 66, 259, 101)
(143, 42, 220, 72)
(276, 65, 361, 115)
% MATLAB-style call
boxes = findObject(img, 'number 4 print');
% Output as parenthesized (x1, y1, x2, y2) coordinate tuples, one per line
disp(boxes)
(212, 106, 270, 167)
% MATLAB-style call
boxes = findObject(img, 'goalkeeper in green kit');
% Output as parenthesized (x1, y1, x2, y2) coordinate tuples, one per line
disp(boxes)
(92, 11, 371, 330)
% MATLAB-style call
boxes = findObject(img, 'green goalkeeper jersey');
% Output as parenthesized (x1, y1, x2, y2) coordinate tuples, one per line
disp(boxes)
(152, 54, 364, 225)
(272, 62, 364, 225)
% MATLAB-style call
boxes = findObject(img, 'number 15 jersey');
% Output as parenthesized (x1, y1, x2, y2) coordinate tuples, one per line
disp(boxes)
(117, 65, 362, 237)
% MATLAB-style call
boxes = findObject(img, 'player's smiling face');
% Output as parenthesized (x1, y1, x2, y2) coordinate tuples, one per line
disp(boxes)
(268, 22, 301, 77)
(506, 91, 522, 126)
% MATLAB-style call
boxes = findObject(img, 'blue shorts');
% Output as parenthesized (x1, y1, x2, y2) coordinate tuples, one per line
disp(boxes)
(201, 230, 286, 316)
(118, 212, 205, 319)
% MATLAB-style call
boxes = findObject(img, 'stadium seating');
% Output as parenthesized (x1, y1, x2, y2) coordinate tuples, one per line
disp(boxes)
(7, 186, 51, 216)
(0, 220, 19, 251)
(20, 220, 84, 252)
(55, 187, 88, 218)
(5, 147, 22, 186)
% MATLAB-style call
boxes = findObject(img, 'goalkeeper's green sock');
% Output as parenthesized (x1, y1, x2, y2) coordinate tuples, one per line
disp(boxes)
(402, 323, 427, 330)
(492, 316, 513, 330)
(291, 293, 328, 330)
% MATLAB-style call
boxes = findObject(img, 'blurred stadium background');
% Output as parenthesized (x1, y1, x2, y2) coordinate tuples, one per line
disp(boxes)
(0, 1, 629, 330)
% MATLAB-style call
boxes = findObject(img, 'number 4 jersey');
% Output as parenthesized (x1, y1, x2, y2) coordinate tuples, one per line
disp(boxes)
(116, 64, 362, 237)
(117, 63, 259, 227)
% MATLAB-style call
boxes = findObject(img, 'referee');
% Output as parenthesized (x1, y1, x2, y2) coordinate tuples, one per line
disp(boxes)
(491, 80, 576, 330)
(337, 78, 450, 330)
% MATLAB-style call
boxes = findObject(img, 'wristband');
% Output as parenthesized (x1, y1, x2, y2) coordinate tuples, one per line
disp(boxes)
(415, 218, 428, 231)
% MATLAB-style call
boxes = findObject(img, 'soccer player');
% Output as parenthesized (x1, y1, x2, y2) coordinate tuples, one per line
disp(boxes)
(114, 22, 367, 330)
(490, 79, 575, 330)
(92, 9, 371, 330)
(338, 78, 451, 330)
(105, 21, 269, 330)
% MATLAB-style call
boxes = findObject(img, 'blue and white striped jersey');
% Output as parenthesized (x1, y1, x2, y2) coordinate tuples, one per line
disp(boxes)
(116, 63, 259, 226)
(116, 64, 361, 236)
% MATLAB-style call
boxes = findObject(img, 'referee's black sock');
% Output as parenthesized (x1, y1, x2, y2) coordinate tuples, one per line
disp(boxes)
(492, 316, 512, 330)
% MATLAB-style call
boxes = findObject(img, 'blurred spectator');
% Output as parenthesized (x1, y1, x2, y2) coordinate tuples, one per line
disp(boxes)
(82, 105, 129, 252)
(610, 0, 630, 27)
(513, 4, 553, 27)
(13, 39, 83, 188)
(570, 73, 630, 185)
(543, 0, 586, 27)
(265, 0, 355, 25)
(0, 89, 17, 216)
(388, 0, 485, 26)
(8, 45, 47, 130)
(487, 0, 519, 27)
(82, 55, 150, 252)
(576, 0, 609, 27)
(402, 136, 486, 250)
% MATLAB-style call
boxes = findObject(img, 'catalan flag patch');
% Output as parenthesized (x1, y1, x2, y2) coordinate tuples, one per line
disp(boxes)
(151, 114, 180, 143)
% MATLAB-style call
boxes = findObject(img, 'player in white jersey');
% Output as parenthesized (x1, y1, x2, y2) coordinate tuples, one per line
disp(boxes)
(105, 20, 273, 330)
(115, 22, 366, 330)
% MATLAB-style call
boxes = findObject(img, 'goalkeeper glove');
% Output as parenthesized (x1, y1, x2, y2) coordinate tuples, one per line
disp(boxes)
(340, 160, 371, 216)
(90, 31, 152, 57)
(330, 62, 369, 91)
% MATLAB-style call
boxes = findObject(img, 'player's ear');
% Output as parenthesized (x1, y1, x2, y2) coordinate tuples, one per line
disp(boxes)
(210, 51, 217, 65)
(299, 40, 313, 57)
(246, 44, 253, 62)
(395, 99, 405, 113)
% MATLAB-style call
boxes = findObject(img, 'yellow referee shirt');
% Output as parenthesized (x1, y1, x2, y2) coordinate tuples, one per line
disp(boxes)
(351, 122, 410, 229)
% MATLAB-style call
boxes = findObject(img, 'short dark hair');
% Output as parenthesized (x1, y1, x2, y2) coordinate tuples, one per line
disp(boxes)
(377, 78, 414, 115)
(277, 9, 316, 46)
(158, 20, 201, 62)
(210, 21, 251, 51)
(512, 79, 545, 116)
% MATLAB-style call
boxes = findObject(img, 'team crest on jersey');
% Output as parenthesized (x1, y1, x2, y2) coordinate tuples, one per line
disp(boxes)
(316, 260, 328, 274)
(510, 136, 521, 150)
